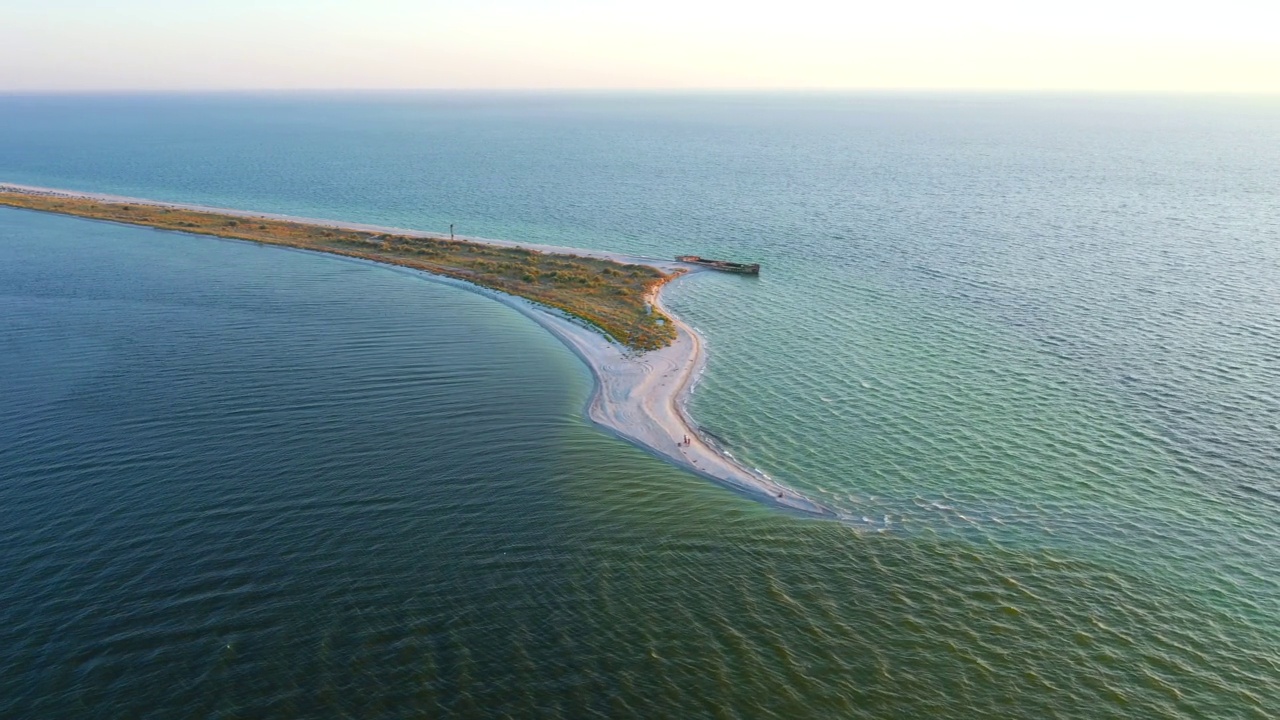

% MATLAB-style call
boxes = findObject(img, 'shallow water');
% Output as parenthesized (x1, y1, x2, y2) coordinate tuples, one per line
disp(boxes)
(1, 93, 1278, 717)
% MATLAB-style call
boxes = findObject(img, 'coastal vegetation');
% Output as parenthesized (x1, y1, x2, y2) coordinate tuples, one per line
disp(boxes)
(0, 191, 678, 350)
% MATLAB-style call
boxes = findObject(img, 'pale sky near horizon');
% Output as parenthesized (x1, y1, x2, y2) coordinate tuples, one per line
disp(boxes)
(3, 0, 1278, 93)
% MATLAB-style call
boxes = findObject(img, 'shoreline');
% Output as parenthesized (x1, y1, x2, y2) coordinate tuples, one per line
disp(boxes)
(0, 182, 834, 517)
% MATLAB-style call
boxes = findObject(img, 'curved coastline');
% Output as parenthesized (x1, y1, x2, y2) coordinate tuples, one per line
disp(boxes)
(0, 182, 834, 517)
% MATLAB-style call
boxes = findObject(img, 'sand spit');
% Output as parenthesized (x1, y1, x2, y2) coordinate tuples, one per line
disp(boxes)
(0, 182, 834, 517)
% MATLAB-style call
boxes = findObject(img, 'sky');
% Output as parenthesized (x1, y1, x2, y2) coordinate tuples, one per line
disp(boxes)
(3, 0, 1278, 92)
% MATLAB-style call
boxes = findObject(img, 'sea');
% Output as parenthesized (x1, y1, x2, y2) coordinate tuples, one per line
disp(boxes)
(1, 93, 1277, 718)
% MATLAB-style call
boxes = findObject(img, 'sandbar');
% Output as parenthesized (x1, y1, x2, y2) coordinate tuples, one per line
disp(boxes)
(0, 182, 834, 517)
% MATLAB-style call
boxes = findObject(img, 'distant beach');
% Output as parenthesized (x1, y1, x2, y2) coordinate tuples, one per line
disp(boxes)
(0, 182, 830, 516)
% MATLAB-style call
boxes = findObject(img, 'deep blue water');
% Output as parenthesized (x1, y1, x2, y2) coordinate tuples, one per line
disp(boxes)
(1, 93, 1278, 717)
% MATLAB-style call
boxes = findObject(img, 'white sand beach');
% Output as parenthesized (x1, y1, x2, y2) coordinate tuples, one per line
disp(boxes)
(0, 182, 833, 516)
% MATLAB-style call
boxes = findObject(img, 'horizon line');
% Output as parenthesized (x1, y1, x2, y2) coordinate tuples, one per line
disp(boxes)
(3, 87, 1278, 97)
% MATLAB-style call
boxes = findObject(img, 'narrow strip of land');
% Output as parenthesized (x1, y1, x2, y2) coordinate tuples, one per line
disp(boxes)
(0, 185, 676, 350)
(0, 182, 835, 517)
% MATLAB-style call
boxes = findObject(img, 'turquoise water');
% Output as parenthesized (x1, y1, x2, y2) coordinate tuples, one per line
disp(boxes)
(1, 93, 1278, 717)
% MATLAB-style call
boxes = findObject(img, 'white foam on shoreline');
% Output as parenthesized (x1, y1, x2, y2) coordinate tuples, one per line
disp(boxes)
(0, 182, 835, 517)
